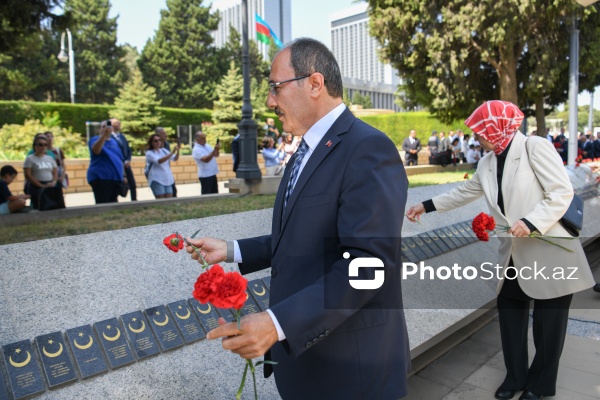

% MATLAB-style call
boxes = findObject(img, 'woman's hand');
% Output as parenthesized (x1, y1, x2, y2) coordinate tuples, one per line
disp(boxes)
(406, 203, 425, 223)
(507, 220, 531, 237)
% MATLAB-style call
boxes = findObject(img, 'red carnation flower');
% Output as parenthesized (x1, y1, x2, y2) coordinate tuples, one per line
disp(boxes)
(192, 265, 248, 310)
(193, 264, 226, 304)
(472, 212, 494, 242)
(163, 233, 184, 252)
(464, 173, 469, 180)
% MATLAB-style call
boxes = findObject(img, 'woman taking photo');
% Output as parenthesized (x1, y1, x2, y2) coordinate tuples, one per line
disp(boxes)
(24, 134, 58, 209)
(406, 101, 595, 400)
(145, 133, 180, 199)
(87, 121, 125, 204)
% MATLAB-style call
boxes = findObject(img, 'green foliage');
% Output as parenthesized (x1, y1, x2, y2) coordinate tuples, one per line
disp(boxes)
(63, 0, 129, 103)
(547, 106, 600, 133)
(0, 118, 86, 160)
(110, 70, 162, 136)
(138, 0, 226, 108)
(352, 92, 373, 109)
(207, 62, 243, 138)
(359, 112, 465, 147)
(223, 26, 271, 85)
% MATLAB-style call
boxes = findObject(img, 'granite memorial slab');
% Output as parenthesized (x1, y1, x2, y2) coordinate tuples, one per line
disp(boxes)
(426, 230, 452, 253)
(144, 306, 184, 351)
(399, 240, 419, 263)
(442, 226, 464, 248)
(167, 300, 205, 343)
(418, 232, 443, 257)
(403, 237, 428, 261)
(449, 224, 470, 246)
(215, 307, 236, 323)
(121, 311, 161, 359)
(409, 235, 436, 260)
(94, 318, 135, 369)
(247, 279, 270, 311)
(240, 291, 261, 316)
(65, 325, 108, 379)
(433, 228, 458, 250)
(188, 298, 220, 333)
(458, 221, 477, 243)
(35, 331, 77, 388)
(0, 363, 8, 400)
(261, 276, 271, 290)
(2, 340, 45, 399)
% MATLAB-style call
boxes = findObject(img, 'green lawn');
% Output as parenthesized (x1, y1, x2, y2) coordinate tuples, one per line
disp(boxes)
(408, 169, 476, 188)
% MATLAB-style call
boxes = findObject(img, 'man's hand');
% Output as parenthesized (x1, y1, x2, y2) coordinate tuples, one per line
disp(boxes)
(406, 203, 425, 222)
(508, 220, 531, 237)
(185, 237, 227, 264)
(207, 312, 279, 359)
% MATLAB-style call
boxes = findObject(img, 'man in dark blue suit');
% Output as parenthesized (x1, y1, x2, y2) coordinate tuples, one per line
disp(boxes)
(187, 38, 410, 399)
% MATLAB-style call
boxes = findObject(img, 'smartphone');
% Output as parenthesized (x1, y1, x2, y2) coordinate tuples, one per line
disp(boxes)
(177, 137, 181, 145)
(106, 120, 112, 126)
(216, 138, 221, 144)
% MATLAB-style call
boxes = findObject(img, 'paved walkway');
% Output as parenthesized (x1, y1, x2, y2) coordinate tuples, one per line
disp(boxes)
(64, 181, 229, 208)
(406, 268, 600, 399)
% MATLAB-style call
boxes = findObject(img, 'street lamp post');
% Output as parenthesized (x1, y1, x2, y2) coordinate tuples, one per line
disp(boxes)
(57, 29, 76, 104)
(235, 0, 262, 180)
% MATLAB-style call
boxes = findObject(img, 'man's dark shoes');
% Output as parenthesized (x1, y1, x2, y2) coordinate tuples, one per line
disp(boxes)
(519, 390, 544, 400)
(495, 388, 517, 399)
(593, 283, 600, 293)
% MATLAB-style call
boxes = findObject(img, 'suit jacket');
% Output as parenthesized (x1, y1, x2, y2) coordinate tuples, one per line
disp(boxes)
(238, 108, 411, 399)
(114, 132, 132, 162)
(402, 137, 422, 159)
(431, 133, 594, 299)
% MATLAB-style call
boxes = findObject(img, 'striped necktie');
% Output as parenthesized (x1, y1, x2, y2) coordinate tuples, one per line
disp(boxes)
(283, 139, 309, 210)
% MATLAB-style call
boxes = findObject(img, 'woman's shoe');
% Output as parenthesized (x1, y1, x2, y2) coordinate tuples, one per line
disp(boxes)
(495, 388, 517, 400)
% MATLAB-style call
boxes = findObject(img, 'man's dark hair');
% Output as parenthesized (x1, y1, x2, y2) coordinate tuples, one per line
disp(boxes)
(283, 38, 343, 98)
(1, 165, 17, 177)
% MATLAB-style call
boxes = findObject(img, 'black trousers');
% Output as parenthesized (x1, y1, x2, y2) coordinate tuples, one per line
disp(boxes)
(497, 278, 572, 396)
(199, 175, 218, 195)
(405, 154, 418, 166)
(124, 165, 137, 201)
(90, 180, 121, 204)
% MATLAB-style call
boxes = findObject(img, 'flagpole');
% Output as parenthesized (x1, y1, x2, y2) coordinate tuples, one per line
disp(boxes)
(236, 0, 261, 180)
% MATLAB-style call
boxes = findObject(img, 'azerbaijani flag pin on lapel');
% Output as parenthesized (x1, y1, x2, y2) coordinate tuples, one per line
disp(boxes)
(326, 140, 332, 147)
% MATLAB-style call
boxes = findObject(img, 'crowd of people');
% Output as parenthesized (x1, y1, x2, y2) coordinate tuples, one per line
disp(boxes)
(259, 117, 301, 175)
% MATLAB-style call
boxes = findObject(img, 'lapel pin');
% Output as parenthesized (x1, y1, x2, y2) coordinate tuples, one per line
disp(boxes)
(326, 140, 332, 147)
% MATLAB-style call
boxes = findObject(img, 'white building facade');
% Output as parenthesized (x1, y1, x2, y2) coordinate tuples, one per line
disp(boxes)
(330, 3, 402, 111)
(211, 0, 292, 60)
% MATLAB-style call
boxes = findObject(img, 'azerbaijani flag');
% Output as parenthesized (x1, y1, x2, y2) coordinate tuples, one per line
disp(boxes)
(255, 13, 283, 48)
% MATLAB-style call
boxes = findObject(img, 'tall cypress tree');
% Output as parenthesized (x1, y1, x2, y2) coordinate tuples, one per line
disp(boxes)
(138, 0, 226, 109)
(63, 0, 128, 104)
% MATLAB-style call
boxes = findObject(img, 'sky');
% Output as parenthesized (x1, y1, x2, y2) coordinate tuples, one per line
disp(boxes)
(107, 0, 599, 111)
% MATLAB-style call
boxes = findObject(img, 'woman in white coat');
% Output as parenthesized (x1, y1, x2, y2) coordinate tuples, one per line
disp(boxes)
(407, 101, 594, 400)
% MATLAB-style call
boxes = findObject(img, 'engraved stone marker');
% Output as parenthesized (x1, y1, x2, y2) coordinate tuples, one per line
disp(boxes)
(247, 279, 270, 312)
(2, 340, 45, 399)
(145, 305, 184, 351)
(121, 311, 160, 359)
(167, 300, 205, 343)
(35, 331, 77, 388)
(94, 318, 135, 369)
(65, 325, 108, 379)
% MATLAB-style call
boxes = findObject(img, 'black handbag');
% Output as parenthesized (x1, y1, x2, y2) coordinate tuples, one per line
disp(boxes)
(38, 186, 65, 211)
(526, 139, 583, 237)
(119, 182, 129, 198)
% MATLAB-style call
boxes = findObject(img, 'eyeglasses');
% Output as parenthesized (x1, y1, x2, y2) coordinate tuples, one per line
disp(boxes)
(35, 143, 48, 147)
(152, 140, 160, 143)
(268, 75, 310, 96)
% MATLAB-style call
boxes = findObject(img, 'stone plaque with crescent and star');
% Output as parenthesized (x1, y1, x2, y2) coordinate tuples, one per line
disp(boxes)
(247, 279, 270, 312)
(93, 318, 135, 369)
(2, 339, 45, 399)
(121, 311, 160, 360)
(144, 305, 184, 351)
(34, 331, 77, 388)
(188, 298, 221, 333)
(65, 325, 108, 379)
(166, 300, 205, 344)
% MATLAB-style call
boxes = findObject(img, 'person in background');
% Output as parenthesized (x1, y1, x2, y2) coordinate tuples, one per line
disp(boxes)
(461, 133, 471, 163)
(111, 119, 137, 201)
(24, 134, 58, 209)
(24, 132, 55, 195)
(156, 127, 177, 197)
(145, 133, 180, 199)
(278, 132, 298, 165)
(266, 117, 280, 144)
(0, 165, 30, 214)
(554, 134, 568, 163)
(466, 143, 481, 168)
(449, 137, 461, 165)
(402, 129, 422, 166)
(87, 120, 125, 204)
(192, 131, 220, 194)
(262, 136, 284, 175)
(428, 130, 440, 164)
(44, 131, 66, 189)
(231, 133, 240, 173)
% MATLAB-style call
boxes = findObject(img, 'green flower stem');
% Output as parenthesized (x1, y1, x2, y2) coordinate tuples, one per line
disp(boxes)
(495, 225, 574, 253)
(183, 237, 208, 268)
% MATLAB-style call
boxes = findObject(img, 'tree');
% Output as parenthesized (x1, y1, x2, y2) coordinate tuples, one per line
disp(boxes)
(367, 0, 600, 124)
(110, 70, 162, 154)
(206, 61, 244, 140)
(352, 91, 373, 109)
(62, 0, 128, 104)
(138, 0, 227, 109)
(223, 26, 270, 85)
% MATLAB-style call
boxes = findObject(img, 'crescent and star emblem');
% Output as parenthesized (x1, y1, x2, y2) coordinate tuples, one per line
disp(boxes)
(197, 304, 212, 314)
(175, 308, 191, 320)
(102, 327, 121, 342)
(73, 334, 94, 350)
(153, 314, 169, 327)
(252, 286, 266, 296)
(128, 320, 146, 333)
(9, 350, 31, 368)
(42, 342, 64, 358)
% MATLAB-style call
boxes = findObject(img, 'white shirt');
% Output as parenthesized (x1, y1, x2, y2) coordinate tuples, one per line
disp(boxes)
(145, 148, 175, 186)
(192, 143, 219, 178)
(466, 148, 481, 164)
(234, 103, 347, 341)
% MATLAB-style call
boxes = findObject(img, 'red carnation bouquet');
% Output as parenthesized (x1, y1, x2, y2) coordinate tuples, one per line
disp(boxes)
(163, 231, 274, 399)
(472, 212, 575, 252)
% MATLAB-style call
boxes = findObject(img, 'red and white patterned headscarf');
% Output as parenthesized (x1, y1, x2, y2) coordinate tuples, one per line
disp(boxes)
(465, 101, 524, 155)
